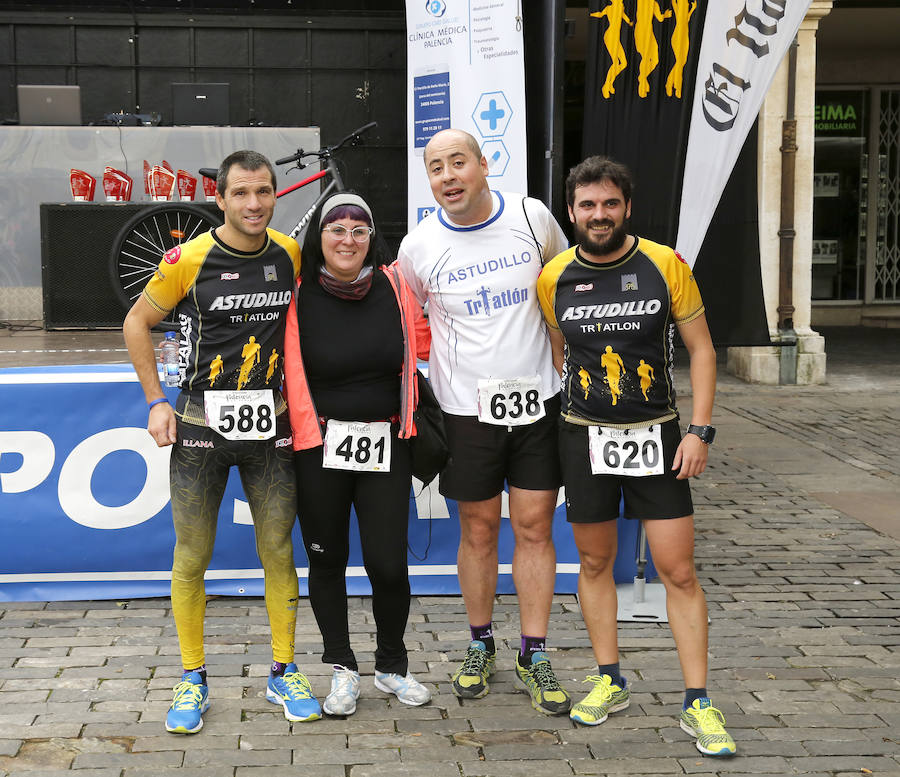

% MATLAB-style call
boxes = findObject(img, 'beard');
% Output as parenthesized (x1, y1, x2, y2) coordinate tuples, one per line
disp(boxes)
(574, 218, 629, 258)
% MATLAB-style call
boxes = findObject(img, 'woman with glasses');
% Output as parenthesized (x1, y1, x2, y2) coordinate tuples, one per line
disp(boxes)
(282, 192, 432, 715)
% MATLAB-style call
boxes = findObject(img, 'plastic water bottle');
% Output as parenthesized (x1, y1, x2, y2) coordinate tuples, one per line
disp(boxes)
(161, 331, 180, 387)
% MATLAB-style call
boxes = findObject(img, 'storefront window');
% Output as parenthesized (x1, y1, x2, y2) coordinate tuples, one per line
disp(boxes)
(813, 89, 868, 300)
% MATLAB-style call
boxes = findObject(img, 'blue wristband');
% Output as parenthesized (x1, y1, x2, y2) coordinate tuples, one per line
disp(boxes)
(148, 397, 170, 411)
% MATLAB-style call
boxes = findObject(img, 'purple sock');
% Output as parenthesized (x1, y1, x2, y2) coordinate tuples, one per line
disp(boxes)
(270, 661, 287, 677)
(184, 665, 207, 684)
(470, 623, 495, 653)
(520, 635, 546, 662)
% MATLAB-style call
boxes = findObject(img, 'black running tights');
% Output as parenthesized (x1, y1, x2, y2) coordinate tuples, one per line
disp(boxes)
(294, 436, 411, 675)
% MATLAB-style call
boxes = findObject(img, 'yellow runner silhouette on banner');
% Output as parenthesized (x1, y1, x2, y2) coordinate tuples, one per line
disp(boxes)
(591, 0, 696, 99)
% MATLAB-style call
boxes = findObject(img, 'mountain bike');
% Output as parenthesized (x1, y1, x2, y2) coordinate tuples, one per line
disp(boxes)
(107, 121, 377, 318)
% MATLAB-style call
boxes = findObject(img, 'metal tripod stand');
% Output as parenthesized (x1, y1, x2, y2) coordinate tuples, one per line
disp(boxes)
(615, 522, 668, 622)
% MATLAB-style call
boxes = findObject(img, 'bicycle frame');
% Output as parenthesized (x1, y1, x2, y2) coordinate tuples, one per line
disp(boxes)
(272, 120, 372, 241)
(195, 122, 372, 241)
(109, 122, 375, 325)
(279, 155, 346, 240)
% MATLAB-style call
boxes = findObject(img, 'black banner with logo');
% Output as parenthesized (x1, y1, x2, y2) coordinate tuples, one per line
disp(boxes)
(581, 0, 769, 346)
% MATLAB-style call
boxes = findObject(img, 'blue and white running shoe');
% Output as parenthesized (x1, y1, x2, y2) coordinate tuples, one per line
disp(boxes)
(165, 671, 209, 734)
(266, 663, 322, 722)
(374, 670, 432, 706)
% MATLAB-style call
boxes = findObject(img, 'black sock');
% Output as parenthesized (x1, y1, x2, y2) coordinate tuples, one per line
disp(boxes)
(597, 662, 623, 688)
(184, 665, 207, 685)
(684, 687, 708, 709)
(470, 623, 495, 654)
(270, 661, 287, 677)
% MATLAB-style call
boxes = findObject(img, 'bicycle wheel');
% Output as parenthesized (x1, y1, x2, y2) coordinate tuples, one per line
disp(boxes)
(109, 203, 222, 314)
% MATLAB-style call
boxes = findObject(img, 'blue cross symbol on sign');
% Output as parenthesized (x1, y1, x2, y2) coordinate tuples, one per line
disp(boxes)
(480, 99, 505, 131)
(472, 92, 513, 139)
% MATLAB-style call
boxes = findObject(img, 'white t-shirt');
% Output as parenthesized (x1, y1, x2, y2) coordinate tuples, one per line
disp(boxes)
(398, 191, 569, 416)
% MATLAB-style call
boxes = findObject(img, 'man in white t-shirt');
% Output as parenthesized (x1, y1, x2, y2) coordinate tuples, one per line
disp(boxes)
(398, 129, 571, 716)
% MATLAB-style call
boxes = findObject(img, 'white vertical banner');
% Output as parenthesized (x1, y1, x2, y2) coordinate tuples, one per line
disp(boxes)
(405, 0, 528, 230)
(675, 0, 812, 266)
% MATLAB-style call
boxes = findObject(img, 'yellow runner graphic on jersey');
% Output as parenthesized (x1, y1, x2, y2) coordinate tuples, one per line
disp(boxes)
(266, 348, 280, 383)
(637, 359, 655, 400)
(601, 345, 625, 406)
(238, 336, 261, 389)
(208, 354, 224, 387)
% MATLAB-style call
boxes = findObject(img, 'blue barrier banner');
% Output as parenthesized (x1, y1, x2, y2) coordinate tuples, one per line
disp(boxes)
(0, 365, 654, 602)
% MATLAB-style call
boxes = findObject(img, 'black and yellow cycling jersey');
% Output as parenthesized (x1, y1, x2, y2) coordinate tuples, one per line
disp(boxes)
(142, 227, 300, 394)
(537, 237, 704, 427)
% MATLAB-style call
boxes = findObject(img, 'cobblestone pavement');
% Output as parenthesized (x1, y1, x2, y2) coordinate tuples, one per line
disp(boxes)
(1, 326, 899, 776)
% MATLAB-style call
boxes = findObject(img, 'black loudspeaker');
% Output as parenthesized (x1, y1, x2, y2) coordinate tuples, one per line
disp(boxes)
(40, 202, 217, 329)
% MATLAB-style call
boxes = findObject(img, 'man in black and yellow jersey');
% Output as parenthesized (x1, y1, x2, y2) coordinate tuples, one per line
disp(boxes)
(537, 156, 735, 756)
(124, 150, 321, 733)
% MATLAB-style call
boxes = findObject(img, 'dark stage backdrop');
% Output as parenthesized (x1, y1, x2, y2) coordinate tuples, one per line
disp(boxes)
(581, 0, 769, 346)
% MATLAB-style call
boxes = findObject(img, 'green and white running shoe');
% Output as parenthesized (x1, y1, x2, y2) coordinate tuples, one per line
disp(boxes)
(451, 640, 496, 699)
(680, 698, 737, 756)
(513, 651, 571, 715)
(570, 674, 630, 725)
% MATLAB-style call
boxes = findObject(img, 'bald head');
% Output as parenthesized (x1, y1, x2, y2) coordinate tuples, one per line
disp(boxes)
(422, 128, 492, 226)
(424, 129, 483, 168)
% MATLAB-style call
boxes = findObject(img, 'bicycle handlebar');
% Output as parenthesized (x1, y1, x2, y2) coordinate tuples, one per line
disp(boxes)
(274, 121, 377, 166)
(334, 121, 378, 151)
(274, 150, 305, 166)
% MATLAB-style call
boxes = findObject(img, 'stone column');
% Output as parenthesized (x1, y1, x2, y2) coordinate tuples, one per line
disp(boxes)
(727, 0, 833, 384)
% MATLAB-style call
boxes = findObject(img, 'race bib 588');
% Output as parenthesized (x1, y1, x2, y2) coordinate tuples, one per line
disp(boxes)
(204, 390, 276, 441)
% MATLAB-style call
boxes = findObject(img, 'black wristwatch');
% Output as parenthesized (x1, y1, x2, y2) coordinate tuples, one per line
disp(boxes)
(687, 424, 716, 445)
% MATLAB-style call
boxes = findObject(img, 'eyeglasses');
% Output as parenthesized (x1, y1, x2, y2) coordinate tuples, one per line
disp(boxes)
(322, 224, 374, 243)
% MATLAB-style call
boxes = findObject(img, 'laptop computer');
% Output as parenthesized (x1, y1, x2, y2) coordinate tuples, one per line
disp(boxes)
(17, 85, 82, 126)
(172, 83, 230, 126)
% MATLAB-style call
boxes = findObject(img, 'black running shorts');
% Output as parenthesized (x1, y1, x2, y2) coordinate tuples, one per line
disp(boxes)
(559, 417, 693, 523)
(438, 395, 562, 502)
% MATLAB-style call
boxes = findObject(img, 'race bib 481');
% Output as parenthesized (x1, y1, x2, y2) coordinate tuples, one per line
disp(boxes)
(322, 420, 391, 473)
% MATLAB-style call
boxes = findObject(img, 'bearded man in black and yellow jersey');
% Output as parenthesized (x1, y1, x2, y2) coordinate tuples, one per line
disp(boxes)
(537, 157, 736, 757)
(124, 150, 321, 733)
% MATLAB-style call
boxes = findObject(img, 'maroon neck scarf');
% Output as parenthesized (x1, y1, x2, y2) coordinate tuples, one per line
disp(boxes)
(317, 266, 374, 300)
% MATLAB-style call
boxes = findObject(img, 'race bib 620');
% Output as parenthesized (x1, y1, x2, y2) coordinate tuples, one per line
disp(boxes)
(588, 424, 664, 477)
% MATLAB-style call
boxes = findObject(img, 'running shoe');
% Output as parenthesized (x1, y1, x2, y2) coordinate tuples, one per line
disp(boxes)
(266, 663, 322, 722)
(569, 674, 630, 726)
(323, 665, 361, 716)
(374, 671, 432, 706)
(451, 640, 496, 699)
(679, 698, 737, 756)
(165, 671, 209, 734)
(513, 651, 571, 715)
